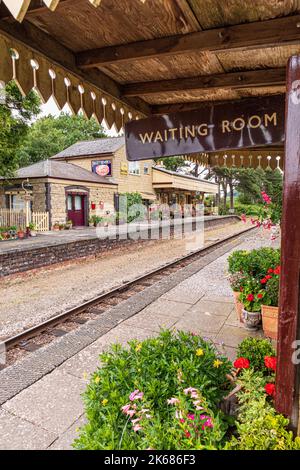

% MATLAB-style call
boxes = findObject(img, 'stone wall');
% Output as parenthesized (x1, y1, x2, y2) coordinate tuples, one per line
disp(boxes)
(0, 216, 241, 278)
(32, 182, 47, 212)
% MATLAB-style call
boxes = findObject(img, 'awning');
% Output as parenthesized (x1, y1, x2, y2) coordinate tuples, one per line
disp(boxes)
(152, 168, 218, 194)
(140, 192, 157, 201)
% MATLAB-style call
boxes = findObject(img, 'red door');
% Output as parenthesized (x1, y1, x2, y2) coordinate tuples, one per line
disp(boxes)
(67, 194, 85, 226)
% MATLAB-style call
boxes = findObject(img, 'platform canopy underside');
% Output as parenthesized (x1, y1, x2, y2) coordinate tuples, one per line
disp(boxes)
(0, 0, 297, 168)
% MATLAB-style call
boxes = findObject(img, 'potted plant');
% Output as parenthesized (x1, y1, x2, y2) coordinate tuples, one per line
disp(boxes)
(53, 221, 60, 231)
(239, 278, 264, 330)
(64, 220, 73, 230)
(89, 215, 103, 227)
(228, 272, 248, 322)
(29, 222, 37, 237)
(17, 227, 25, 239)
(261, 266, 280, 340)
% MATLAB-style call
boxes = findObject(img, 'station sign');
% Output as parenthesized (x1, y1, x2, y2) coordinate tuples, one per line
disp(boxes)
(125, 95, 285, 161)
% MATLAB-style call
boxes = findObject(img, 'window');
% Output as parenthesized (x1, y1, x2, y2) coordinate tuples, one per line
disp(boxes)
(8, 194, 26, 211)
(129, 161, 140, 175)
(67, 195, 72, 211)
(144, 163, 150, 175)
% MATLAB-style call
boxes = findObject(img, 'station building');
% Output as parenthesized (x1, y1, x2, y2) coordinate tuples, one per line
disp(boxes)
(0, 137, 218, 229)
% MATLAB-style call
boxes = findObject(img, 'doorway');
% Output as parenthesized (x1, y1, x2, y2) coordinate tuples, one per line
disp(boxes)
(67, 193, 86, 227)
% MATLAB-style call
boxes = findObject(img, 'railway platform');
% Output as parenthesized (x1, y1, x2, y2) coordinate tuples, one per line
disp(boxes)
(0, 229, 273, 450)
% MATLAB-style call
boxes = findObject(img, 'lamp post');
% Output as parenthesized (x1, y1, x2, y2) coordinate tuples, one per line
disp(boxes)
(22, 179, 31, 235)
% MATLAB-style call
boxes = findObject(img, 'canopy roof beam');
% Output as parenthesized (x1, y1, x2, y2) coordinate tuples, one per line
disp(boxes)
(76, 15, 300, 69)
(122, 68, 286, 97)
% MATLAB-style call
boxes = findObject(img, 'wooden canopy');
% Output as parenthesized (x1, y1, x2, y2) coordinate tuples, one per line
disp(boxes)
(0, 1, 297, 133)
(0, 0, 293, 167)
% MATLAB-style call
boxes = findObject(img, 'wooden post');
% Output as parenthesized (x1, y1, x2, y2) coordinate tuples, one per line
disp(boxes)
(275, 55, 300, 432)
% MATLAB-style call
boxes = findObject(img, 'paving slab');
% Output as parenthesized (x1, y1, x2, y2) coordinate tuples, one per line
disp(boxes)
(0, 409, 56, 450)
(189, 299, 234, 317)
(48, 414, 86, 450)
(175, 309, 227, 334)
(59, 324, 154, 379)
(215, 324, 264, 349)
(137, 298, 192, 318)
(122, 311, 177, 332)
(3, 370, 86, 435)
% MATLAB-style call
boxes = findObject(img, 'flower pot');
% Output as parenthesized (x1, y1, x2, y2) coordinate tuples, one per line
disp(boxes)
(242, 308, 261, 331)
(261, 305, 278, 340)
(233, 291, 244, 323)
(17, 231, 25, 240)
(30, 230, 37, 237)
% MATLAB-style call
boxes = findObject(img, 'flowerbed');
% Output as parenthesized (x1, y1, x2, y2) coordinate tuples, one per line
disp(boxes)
(73, 332, 299, 450)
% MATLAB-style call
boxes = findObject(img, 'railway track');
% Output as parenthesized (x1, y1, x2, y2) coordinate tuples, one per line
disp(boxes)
(1, 225, 255, 367)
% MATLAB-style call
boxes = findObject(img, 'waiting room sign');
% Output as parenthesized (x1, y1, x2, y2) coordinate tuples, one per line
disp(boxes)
(125, 95, 285, 161)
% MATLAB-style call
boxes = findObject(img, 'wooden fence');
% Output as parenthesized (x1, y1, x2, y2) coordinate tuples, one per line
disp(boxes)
(0, 209, 49, 232)
(32, 212, 50, 232)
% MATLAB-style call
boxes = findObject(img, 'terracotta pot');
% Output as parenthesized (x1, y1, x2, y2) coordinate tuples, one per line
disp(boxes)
(242, 308, 261, 331)
(233, 291, 244, 323)
(261, 305, 278, 340)
(17, 231, 25, 239)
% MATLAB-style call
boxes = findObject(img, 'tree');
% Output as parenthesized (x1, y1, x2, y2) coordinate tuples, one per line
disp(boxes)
(0, 81, 40, 177)
(17, 113, 107, 166)
(154, 156, 189, 172)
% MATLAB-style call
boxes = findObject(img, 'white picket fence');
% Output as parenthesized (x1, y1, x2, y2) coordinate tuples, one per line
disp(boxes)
(0, 209, 49, 232)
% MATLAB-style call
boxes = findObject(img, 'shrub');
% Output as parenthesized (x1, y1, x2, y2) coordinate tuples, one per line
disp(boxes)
(228, 247, 280, 279)
(237, 338, 275, 374)
(228, 250, 249, 274)
(263, 271, 280, 307)
(73, 330, 232, 450)
(228, 272, 248, 291)
(225, 369, 300, 450)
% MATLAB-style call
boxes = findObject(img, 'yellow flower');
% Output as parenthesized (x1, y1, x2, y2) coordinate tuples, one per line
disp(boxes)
(94, 376, 100, 384)
(213, 359, 223, 368)
(102, 399, 108, 406)
(135, 343, 142, 352)
(83, 372, 88, 380)
(196, 348, 204, 357)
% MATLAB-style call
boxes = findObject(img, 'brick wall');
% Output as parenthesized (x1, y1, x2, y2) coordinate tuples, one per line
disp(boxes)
(0, 216, 240, 278)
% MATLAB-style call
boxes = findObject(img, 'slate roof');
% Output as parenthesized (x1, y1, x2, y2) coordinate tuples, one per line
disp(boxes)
(5, 160, 117, 185)
(51, 137, 125, 159)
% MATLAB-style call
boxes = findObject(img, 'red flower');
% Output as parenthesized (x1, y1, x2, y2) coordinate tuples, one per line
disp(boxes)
(240, 287, 243, 292)
(274, 266, 281, 275)
(247, 294, 254, 302)
(257, 293, 263, 299)
(260, 278, 267, 284)
(234, 357, 250, 369)
(265, 275, 272, 280)
(265, 383, 276, 397)
(264, 356, 277, 371)
(184, 430, 191, 438)
(267, 268, 274, 274)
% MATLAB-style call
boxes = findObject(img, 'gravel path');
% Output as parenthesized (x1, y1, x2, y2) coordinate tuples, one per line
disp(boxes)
(0, 221, 262, 338)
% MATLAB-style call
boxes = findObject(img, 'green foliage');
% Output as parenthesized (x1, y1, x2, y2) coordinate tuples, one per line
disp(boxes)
(225, 369, 300, 450)
(264, 275, 280, 307)
(89, 215, 103, 226)
(228, 247, 280, 279)
(228, 272, 248, 291)
(237, 338, 275, 373)
(155, 157, 187, 172)
(238, 277, 264, 312)
(73, 330, 232, 450)
(0, 82, 40, 177)
(233, 203, 263, 216)
(17, 113, 107, 165)
(119, 192, 146, 223)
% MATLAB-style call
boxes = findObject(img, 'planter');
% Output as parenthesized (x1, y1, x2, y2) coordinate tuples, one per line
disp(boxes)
(17, 231, 25, 240)
(233, 291, 244, 323)
(242, 308, 261, 331)
(261, 304, 278, 340)
(30, 230, 37, 237)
